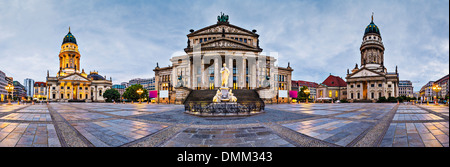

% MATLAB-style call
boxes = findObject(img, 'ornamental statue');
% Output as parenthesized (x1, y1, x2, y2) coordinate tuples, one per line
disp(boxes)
(217, 12, 229, 23)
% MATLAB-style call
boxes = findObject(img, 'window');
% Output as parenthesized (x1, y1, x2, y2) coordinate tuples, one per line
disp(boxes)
(371, 92, 374, 99)
(99, 90, 102, 96)
(244, 39, 247, 43)
(329, 91, 332, 97)
(351, 93, 354, 99)
(53, 94, 56, 99)
(335, 91, 339, 97)
(357, 93, 360, 99)
(61, 86, 64, 89)
(53, 87, 56, 90)
(80, 94, 82, 99)
(388, 85, 392, 88)
(357, 84, 361, 88)
(67, 87, 70, 89)
(371, 84, 375, 87)
(199, 38, 203, 43)
(350, 85, 354, 88)
(378, 84, 382, 87)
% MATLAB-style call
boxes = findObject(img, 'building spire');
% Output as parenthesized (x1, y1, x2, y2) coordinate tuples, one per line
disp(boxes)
(371, 12, 374, 22)
(69, 26, 71, 33)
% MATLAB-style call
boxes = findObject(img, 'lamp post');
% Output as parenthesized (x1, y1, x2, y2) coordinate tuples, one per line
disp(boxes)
(432, 84, 442, 105)
(137, 88, 144, 104)
(304, 88, 310, 103)
(5, 84, 14, 105)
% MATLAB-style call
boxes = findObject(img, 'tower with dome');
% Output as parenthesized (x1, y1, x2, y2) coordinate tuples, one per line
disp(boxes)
(46, 28, 112, 102)
(346, 14, 399, 102)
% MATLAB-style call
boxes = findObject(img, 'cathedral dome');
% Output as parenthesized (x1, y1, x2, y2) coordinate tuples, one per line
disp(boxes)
(87, 72, 105, 80)
(364, 15, 380, 35)
(62, 29, 77, 45)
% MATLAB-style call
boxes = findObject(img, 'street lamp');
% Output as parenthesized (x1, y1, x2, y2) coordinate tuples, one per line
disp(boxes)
(304, 88, 310, 103)
(432, 84, 442, 105)
(5, 84, 14, 105)
(137, 88, 144, 104)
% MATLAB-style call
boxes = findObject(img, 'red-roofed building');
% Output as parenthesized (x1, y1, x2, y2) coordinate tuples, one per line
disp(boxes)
(33, 82, 47, 100)
(316, 75, 347, 100)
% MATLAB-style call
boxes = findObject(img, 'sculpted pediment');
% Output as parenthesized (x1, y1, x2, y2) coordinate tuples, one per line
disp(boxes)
(60, 73, 90, 82)
(349, 69, 382, 78)
(190, 24, 255, 36)
(201, 38, 259, 51)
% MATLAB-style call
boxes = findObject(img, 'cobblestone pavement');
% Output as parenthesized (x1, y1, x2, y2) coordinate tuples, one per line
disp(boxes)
(0, 103, 448, 147)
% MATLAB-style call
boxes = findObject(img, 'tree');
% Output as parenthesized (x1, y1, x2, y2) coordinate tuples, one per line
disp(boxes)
(103, 89, 121, 102)
(297, 86, 311, 101)
(122, 84, 148, 101)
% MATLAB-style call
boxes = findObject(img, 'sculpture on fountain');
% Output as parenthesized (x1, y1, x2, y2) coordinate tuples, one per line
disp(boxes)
(213, 63, 237, 103)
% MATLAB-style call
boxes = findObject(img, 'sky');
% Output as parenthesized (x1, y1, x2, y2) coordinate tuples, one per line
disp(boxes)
(0, 0, 448, 92)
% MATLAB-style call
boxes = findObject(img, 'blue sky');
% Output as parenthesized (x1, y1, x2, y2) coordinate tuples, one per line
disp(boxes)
(0, 0, 448, 91)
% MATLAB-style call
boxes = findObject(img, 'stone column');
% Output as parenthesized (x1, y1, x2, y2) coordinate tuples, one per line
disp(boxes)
(214, 58, 219, 88)
(240, 57, 246, 89)
(228, 57, 233, 88)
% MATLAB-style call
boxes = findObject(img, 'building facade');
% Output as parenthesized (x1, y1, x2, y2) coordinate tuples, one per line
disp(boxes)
(128, 78, 155, 91)
(0, 70, 7, 102)
(33, 82, 47, 100)
(434, 74, 449, 99)
(399, 80, 414, 97)
(419, 81, 434, 102)
(46, 28, 112, 102)
(154, 14, 293, 103)
(13, 81, 26, 100)
(24, 78, 35, 98)
(112, 84, 126, 96)
(346, 15, 399, 101)
(317, 75, 347, 100)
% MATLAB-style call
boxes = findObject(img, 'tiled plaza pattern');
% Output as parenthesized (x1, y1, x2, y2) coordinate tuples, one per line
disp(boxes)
(0, 102, 448, 147)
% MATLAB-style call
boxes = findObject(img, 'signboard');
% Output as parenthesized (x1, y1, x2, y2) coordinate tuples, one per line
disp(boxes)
(289, 91, 298, 98)
(278, 90, 288, 98)
(149, 91, 158, 98)
(159, 90, 169, 98)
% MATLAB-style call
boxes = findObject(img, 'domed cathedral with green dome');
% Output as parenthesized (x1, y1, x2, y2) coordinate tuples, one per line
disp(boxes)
(46, 27, 112, 102)
(346, 14, 399, 102)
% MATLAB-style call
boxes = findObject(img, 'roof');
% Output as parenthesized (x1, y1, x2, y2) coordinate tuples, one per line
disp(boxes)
(34, 82, 46, 87)
(435, 74, 449, 84)
(62, 31, 77, 45)
(292, 80, 319, 88)
(321, 75, 347, 87)
(364, 15, 380, 36)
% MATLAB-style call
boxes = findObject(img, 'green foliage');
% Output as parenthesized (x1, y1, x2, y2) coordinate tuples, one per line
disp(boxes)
(103, 89, 121, 102)
(377, 97, 387, 103)
(388, 97, 397, 102)
(297, 86, 310, 99)
(122, 84, 148, 101)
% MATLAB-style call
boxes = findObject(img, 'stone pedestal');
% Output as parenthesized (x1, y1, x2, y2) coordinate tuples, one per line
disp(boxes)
(175, 87, 192, 104)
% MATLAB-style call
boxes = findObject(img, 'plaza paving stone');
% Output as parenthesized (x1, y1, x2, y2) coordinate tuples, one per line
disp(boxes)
(0, 103, 448, 147)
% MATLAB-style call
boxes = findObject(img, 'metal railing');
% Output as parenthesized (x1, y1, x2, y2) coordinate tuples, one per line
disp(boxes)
(185, 101, 264, 115)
